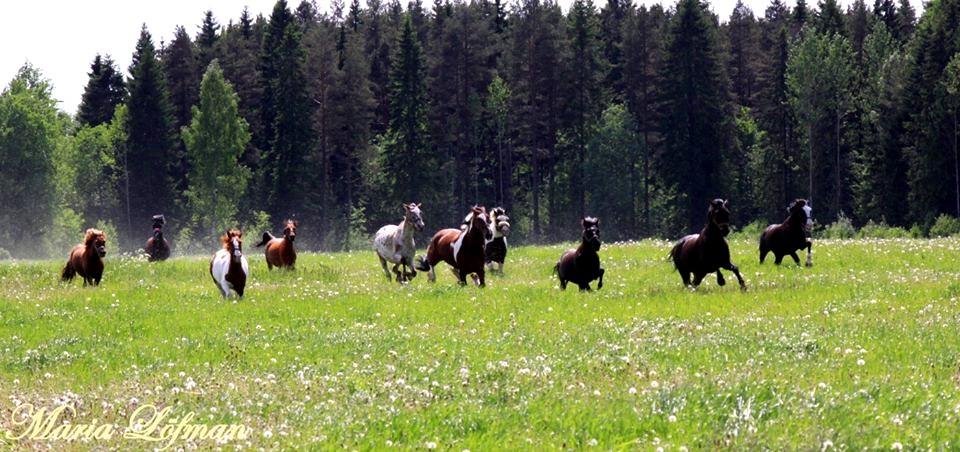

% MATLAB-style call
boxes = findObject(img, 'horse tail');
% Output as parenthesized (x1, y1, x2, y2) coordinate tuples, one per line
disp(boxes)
(414, 255, 430, 272)
(254, 232, 273, 248)
(669, 239, 684, 269)
(552, 262, 559, 276)
(61, 260, 75, 281)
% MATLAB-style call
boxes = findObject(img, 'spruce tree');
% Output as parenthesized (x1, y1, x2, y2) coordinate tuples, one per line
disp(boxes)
(727, 0, 761, 108)
(566, 0, 604, 218)
(197, 10, 220, 69)
(123, 25, 177, 246)
(78, 54, 126, 127)
(163, 25, 200, 133)
(815, 0, 847, 36)
(598, 0, 630, 101)
(657, 0, 734, 233)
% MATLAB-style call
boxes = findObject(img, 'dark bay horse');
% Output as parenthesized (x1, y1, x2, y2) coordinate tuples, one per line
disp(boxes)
(416, 206, 492, 287)
(255, 220, 297, 270)
(555, 217, 604, 291)
(145, 214, 170, 262)
(760, 199, 813, 267)
(670, 199, 746, 291)
(61, 228, 107, 286)
(210, 229, 249, 298)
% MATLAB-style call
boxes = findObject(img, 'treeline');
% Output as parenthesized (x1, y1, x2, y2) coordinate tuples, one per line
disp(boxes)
(2, 0, 960, 258)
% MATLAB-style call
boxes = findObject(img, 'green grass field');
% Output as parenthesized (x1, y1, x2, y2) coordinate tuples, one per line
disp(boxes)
(1, 238, 959, 449)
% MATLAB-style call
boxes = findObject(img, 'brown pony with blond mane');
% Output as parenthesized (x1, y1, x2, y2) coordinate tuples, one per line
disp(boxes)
(61, 228, 107, 286)
(255, 220, 297, 270)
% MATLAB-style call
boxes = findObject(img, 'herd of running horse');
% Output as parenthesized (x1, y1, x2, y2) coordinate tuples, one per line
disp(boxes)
(58, 199, 815, 297)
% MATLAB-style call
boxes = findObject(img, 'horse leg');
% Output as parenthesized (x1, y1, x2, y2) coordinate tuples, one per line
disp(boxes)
(805, 241, 813, 267)
(691, 273, 705, 288)
(476, 269, 486, 288)
(597, 268, 605, 290)
(578, 283, 592, 292)
(774, 253, 784, 265)
(716, 270, 726, 286)
(723, 262, 747, 291)
(456, 269, 468, 286)
(789, 252, 801, 266)
(392, 262, 404, 282)
(427, 265, 436, 283)
(680, 271, 691, 287)
(378, 255, 392, 281)
(760, 247, 769, 264)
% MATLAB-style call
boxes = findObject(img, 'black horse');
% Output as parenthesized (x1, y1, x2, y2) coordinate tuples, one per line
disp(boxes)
(145, 214, 170, 262)
(760, 199, 813, 267)
(555, 217, 604, 291)
(670, 199, 746, 291)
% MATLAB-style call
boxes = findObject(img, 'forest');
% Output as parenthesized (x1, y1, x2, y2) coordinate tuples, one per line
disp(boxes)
(0, 0, 957, 257)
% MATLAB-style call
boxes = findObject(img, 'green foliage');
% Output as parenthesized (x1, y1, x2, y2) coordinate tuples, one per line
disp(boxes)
(181, 60, 252, 244)
(929, 214, 960, 238)
(0, 64, 60, 258)
(77, 54, 125, 127)
(819, 212, 856, 239)
(45, 207, 83, 257)
(856, 220, 911, 238)
(58, 123, 120, 227)
(729, 220, 766, 241)
(584, 104, 639, 240)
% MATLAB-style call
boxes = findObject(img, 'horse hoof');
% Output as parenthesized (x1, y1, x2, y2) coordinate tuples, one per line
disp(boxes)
(739, 285, 748, 292)
(805, 262, 813, 268)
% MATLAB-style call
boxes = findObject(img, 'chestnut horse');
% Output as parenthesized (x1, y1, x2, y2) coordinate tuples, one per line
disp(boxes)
(416, 206, 492, 287)
(255, 220, 297, 270)
(210, 229, 249, 298)
(555, 217, 604, 291)
(61, 228, 107, 286)
(670, 199, 747, 291)
(145, 214, 170, 262)
(760, 199, 813, 267)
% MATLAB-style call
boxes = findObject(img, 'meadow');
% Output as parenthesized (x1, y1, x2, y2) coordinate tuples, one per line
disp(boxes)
(0, 238, 959, 450)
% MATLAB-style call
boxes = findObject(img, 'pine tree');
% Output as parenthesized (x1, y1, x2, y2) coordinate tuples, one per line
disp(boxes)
(182, 60, 252, 239)
(78, 55, 126, 127)
(348, 0, 363, 31)
(163, 26, 200, 133)
(872, 0, 897, 33)
(598, 0, 630, 101)
(727, 0, 761, 108)
(197, 10, 220, 69)
(218, 7, 263, 167)
(815, 0, 847, 36)
(895, 0, 915, 43)
(657, 0, 735, 233)
(584, 104, 639, 240)
(259, 0, 295, 154)
(566, 0, 604, 218)
(382, 15, 434, 212)
(364, 0, 393, 135)
(123, 25, 177, 246)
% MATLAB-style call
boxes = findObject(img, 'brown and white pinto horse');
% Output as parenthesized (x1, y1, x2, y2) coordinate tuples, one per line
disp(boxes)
(210, 229, 249, 298)
(145, 214, 171, 262)
(255, 220, 297, 270)
(61, 228, 107, 286)
(416, 206, 493, 287)
(670, 199, 747, 291)
(760, 199, 814, 267)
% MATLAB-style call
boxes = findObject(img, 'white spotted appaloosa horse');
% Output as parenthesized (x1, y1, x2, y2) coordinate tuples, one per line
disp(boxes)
(373, 203, 424, 283)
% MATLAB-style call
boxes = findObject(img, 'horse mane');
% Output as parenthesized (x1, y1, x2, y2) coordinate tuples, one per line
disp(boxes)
(84, 228, 103, 246)
(221, 229, 242, 249)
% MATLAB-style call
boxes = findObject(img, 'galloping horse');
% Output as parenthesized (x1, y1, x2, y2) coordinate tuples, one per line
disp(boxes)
(416, 206, 492, 287)
(555, 217, 604, 291)
(61, 228, 107, 286)
(760, 199, 814, 267)
(373, 203, 424, 283)
(255, 220, 298, 270)
(484, 207, 511, 274)
(145, 214, 170, 262)
(670, 199, 747, 291)
(210, 229, 249, 298)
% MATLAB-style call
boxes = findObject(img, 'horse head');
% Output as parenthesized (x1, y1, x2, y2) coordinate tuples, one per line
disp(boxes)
(788, 199, 814, 232)
(581, 217, 601, 251)
(85, 228, 107, 257)
(283, 220, 298, 242)
(404, 203, 425, 231)
(491, 207, 510, 237)
(467, 206, 492, 241)
(223, 229, 243, 264)
(708, 199, 731, 236)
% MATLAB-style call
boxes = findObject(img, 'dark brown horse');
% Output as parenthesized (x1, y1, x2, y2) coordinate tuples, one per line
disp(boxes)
(670, 199, 746, 291)
(760, 199, 813, 267)
(61, 228, 107, 286)
(255, 220, 297, 270)
(145, 214, 170, 262)
(555, 217, 604, 291)
(416, 206, 492, 287)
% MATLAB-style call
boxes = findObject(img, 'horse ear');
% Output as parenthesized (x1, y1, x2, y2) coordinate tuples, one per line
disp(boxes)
(723, 199, 730, 208)
(416, 202, 422, 208)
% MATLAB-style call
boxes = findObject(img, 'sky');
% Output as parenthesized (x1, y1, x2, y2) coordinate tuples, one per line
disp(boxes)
(0, 0, 925, 115)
